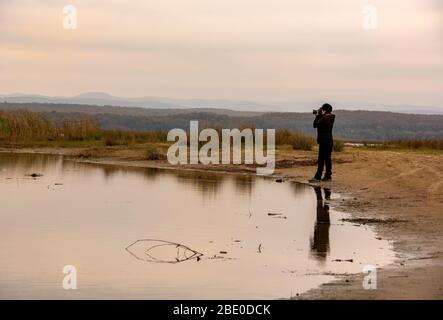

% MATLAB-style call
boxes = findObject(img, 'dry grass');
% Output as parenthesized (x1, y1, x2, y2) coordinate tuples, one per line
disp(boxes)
(381, 139, 443, 150)
(0, 111, 167, 146)
(275, 129, 316, 151)
(0, 110, 58, 141)
(2, 111, 440, 156)
(333, 139, 345, 152)
(360, 139, 443, 151)
(145, 145, 165, 160)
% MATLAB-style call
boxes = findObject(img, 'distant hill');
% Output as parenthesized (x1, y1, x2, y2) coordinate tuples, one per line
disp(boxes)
(1, 102, 442, 141)
(1, 93, 442, 114)
(0, 101, 262, 117)
(0, 93, 269, 113)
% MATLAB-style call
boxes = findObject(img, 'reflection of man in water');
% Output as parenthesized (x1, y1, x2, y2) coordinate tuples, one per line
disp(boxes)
(310, 187, 331, 261)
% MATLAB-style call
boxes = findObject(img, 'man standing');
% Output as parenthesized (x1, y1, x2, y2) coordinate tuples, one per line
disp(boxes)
(312, 103, 335, 181)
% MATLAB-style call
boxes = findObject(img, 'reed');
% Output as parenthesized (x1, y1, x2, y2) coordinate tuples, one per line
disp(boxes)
(0, 111, 58, 141)
(0, 111, 168, 145)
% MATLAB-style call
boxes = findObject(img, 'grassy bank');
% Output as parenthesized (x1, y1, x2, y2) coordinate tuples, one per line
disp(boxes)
(379, 139, 443, 150)
(0, 111, 318, 149)
(1, 111, 441, 156)
(0, 110, 167, 147)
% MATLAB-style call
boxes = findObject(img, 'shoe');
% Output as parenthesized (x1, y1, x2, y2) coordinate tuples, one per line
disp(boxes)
(322, 177, 332, 181)
(309, 177, 321, 183)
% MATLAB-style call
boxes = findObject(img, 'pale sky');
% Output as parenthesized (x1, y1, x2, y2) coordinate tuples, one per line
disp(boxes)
(1, 0, 442, 106)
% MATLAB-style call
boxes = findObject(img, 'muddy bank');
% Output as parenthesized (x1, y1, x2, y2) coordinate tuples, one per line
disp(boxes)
(1, 146, 442, 299)
(282, 150, 443, 299)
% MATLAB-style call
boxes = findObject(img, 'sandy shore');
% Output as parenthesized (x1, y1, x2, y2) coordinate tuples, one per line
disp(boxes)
(282, 149, 443, 299)
(1, 145, 442, 299)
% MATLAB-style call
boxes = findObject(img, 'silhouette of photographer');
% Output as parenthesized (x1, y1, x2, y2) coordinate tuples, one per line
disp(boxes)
(311, 103, 335, 181)
(310, 187, 331, 261)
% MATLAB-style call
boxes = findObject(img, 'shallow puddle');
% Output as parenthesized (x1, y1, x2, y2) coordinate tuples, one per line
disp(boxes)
(0, 152, 394, 299)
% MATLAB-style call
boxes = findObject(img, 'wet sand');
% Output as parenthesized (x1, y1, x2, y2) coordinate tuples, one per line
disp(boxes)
(282, 150, 443, 299)
(1, 146, 442, 299)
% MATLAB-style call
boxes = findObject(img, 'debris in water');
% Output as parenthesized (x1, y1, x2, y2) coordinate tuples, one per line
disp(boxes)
(275, 178, 283, 183)
(219, 251, 228, 254)
(332, 259, 353, 263)
(208, 254, 236, 261)
(258, 244, 262, 253)
(126, 239, 203, 263)
(54, 183, 63, 186)
(341, 218, 405, 225)
(268, 212, 287, 219)
(26, 173, 43, 178)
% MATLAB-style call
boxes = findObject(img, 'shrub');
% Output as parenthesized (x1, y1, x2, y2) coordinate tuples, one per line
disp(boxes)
(275, 129, 293, 145)
(104, 135, 118, 146)
(290, 133, 316, 151)
(333, 140, 345, 152)
(145, 145, 164, 160)
(275, 129, 316, 151)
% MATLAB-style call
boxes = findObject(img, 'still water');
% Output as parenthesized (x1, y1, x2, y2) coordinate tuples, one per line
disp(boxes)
(0, 152, 394, 299)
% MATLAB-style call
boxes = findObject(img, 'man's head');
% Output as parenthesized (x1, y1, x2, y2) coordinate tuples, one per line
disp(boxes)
(321, 103, 333, 114)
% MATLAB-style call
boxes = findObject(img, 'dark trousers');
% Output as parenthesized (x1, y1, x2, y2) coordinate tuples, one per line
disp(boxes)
(315, 143, 332, 179)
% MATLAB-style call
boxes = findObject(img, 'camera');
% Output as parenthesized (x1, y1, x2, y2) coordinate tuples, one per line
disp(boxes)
(313, 108, 321, 115)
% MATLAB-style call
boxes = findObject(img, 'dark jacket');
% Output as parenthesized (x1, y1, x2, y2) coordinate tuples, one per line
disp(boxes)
(313, 113, 335, 145)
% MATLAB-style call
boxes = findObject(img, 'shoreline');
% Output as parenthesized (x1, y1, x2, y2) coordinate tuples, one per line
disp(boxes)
(1, 146, 441, 299)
